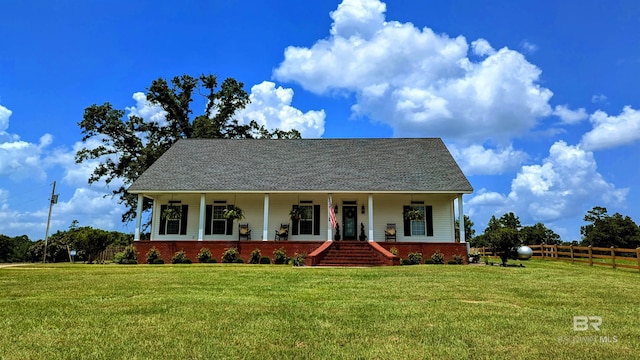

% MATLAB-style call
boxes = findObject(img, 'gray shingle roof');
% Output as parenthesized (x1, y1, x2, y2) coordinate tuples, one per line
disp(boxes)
(127, 138, 473, 193)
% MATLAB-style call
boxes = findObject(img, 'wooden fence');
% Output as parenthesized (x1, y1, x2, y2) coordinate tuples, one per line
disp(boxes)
(473, 244, 640, 271)
(97, 246, 126, 263)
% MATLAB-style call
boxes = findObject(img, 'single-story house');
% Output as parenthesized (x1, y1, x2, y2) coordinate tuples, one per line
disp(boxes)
(127, 138, 473, 265)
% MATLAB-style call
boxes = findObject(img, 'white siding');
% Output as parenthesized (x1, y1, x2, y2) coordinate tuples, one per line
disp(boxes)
(150, 192, 459, 242)
(371, 194, 456, 242)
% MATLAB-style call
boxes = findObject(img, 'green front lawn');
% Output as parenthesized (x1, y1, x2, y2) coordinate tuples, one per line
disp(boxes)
(1, 261, 638, 359)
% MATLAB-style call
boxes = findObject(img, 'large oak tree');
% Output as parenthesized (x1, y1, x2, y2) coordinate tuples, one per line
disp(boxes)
(76, 74, 300, 223)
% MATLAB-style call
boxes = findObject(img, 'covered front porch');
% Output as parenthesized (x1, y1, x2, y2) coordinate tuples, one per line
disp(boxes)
(132, 192, 469, 245)
(131, 191, 469, 266)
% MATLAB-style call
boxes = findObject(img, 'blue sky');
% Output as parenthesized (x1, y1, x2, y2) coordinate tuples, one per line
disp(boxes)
(1, 0, 639, 241)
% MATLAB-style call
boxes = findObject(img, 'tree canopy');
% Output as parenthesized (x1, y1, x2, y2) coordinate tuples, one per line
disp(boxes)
(28, 222, 132, 263)
(485, 213, 522, 265)
(519, 222, 561, 245)
(0, 234, 32, 263)
(76, 74, 301, 223)
(580, 206, 640, 248)
(472, 212, 564, 254)
(455, 215, 475, 242)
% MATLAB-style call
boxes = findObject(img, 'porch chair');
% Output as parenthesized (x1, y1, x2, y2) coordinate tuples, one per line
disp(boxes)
(238, 223, 251, 241)
(274, 224, 289, 241)
(384, 223, 396, 242)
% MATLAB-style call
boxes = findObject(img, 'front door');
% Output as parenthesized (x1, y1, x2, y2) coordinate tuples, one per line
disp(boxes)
(342, 206, 357, 240)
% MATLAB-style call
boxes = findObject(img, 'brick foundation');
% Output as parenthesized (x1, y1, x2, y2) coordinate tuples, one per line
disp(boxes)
(133, 240, 324, 264)
(133, 240, 468, 265)
(377, 242, 469, 264)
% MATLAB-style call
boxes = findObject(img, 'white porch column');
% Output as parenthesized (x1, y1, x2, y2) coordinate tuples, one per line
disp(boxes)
(367, 194, 374, 242)
(458, 195, 465, 243)
(327, 194, 333, 241)
(263, 194, 269, 241)
(198, 194, 206, 241)
(134, 194, 143, 241)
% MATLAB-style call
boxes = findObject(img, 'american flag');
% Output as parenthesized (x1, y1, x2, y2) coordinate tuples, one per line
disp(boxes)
(328, 195, 338, 229)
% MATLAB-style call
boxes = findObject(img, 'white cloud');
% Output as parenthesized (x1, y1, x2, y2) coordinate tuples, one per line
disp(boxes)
(237, 81, 326, 138)
(473, 141, 627, 222)
(466, 141, 628, 238)
(580, 106, 640, 150)
(553, 104, 588, 124)
(54, 138, 121, 189)
(330, 0, 386, 39)
(54, 187, 126, 230)
(471, 39, 495, 56)
(274, 0, 553, 143)
(520, 40, 538, 54)
(126, 92, 167, 124)
(0, 104, 54, 181)
(0, 102, 128, 239)
(509, 141, 628, 221)
(0, 188, 8, 210)
(449, 144, 528, 175)
(591, 93, 607, 103)
(468, 189, 509, 207)
(0, 105, 12, 134)
(0, 183, 127, 240)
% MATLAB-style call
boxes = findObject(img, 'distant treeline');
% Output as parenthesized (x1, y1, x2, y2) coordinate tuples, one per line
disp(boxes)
(0, 224, 133, 263)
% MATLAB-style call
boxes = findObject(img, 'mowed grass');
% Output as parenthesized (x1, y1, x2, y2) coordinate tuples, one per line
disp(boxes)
(1, 261, 639, 359)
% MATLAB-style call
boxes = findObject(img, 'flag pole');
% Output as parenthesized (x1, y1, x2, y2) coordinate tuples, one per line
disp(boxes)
(43, 181, 57, 263)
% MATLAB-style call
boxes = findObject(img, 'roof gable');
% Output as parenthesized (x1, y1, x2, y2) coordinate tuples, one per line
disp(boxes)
(128, 138, 473, 193)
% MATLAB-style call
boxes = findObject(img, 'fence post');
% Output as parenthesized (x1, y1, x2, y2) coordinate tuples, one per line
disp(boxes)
(541, 242, 545, 259)
(611, 246, 616, 269)
(588, 245, 593, 266)
(570, 245, 574, 263)
(636, 247, 640, 272)
(553, 244, 558, 259)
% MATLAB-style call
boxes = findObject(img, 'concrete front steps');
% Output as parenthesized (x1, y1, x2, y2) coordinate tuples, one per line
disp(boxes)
(306, 241, 399, 266)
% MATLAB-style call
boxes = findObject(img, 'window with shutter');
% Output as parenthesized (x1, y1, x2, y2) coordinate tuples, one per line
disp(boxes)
(403, 205, 433, 237)
(160, 204, 187, 235)
(299, 205, 313, 235)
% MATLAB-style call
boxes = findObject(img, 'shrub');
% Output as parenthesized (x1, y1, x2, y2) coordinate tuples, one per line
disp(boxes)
(248, 248, 261, 264)
(452, 254, 464, 264)
(400, 258, 413, 266)
(233, 258, 244, 264)
(389, 247, 399, 256)
(172, 250, 192, 264)
(197, 248, 213, 263)
(273, 247, 287, 265)
(221, 247, 239, 263)
(114, 245, 138, 264)
(407, 252, 422, 265)
(259, 256, 271, 264)
(206, 258, 218, 263)
(424, 259, 435, 264)
(145, 246, 163, 264)
(430, 250, 444, 264)
(447, 259, 460, 265)
(292, 252, 306, 267)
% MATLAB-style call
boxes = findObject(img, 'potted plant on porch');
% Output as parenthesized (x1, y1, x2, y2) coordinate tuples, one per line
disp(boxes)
(161, 205, 182, 220)
(403, 207, 424, 221)
(223, 205, 245, 222)
(289, 207, 307, 221)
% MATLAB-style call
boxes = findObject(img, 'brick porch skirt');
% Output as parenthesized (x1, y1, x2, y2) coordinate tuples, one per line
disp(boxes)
(133, 240, 468, 265)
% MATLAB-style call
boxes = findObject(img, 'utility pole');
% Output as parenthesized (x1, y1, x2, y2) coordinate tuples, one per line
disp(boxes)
(43, 181, 58, 263)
